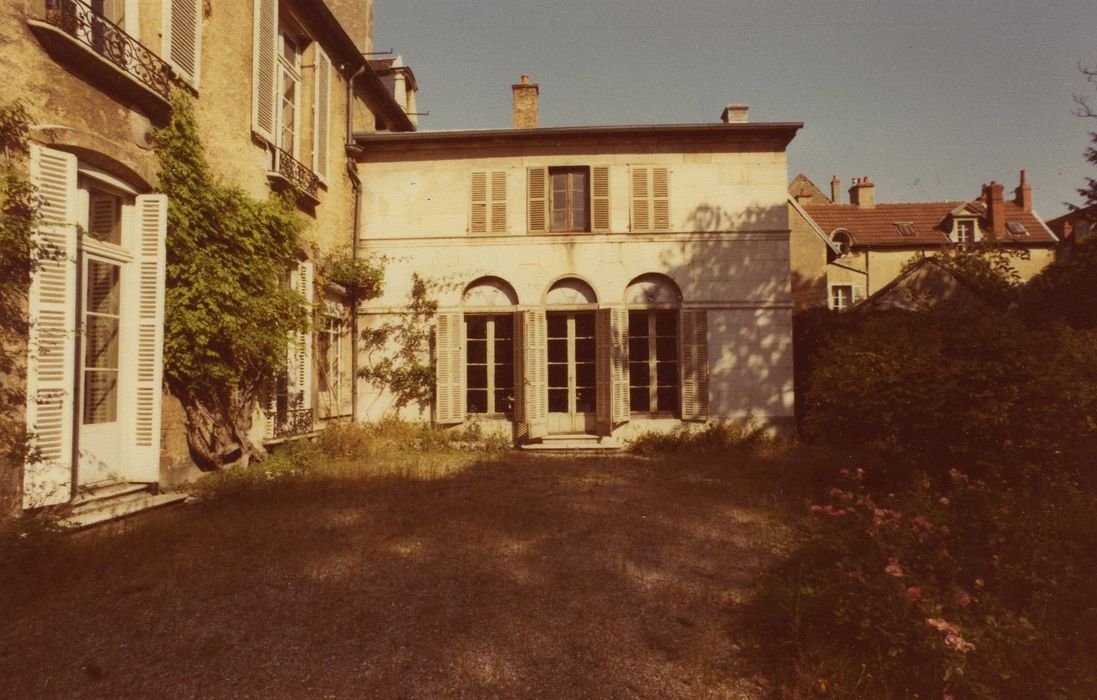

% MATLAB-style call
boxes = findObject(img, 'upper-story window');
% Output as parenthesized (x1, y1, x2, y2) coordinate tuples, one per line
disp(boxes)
(278, 29, 302, 158)
(527, 166, 610, 234)
(550, 167, 590, 232)
(955, 218, 975, 245)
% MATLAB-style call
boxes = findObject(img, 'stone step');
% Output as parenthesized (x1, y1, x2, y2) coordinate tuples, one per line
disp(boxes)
(71, 481, 150, 509)
(61, 492, 188, 530)
(522, 435, 622, 452)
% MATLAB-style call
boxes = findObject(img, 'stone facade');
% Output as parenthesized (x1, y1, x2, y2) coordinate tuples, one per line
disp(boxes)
(354, 121, 802, 441)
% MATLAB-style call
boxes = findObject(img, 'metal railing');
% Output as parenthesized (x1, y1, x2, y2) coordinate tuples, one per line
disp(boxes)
(271, 146, 321, 200)
(265, 392, 315, 440)
(40, 0, 172, 101)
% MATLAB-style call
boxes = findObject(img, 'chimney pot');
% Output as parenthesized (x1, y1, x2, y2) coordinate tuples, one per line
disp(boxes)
(1014, 169, 1033, 212)
(512, 74, 539, 129)
(720, 104, 749, 124)
(849, 176, 876, 208)
(830, 175, 841, 204)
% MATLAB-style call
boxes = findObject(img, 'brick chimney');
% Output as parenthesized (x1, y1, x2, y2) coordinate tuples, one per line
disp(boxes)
(831, 175, 841, 204)
(512, 74, 539, 129)
(1014, 169, 1032, 212)
(849, 176, 875, 208)
(984, 181, 1005, 236)
(720, 104, 749, 124)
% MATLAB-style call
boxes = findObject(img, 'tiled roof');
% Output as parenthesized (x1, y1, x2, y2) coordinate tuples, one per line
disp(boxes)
(803, 200, 1056, 247)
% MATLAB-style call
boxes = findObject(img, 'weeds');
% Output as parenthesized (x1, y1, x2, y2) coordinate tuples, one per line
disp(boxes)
(626, 418, 774, 457)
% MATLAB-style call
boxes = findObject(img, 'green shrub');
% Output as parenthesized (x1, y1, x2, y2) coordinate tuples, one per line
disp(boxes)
(627, 418, 772, 457)
(748, 466, 1097, 698)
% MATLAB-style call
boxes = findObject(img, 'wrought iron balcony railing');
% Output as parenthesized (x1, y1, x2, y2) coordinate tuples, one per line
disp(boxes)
(39, 0, 172, 101)
(265, 393, 315, 440)
(269, 146, 321, 202)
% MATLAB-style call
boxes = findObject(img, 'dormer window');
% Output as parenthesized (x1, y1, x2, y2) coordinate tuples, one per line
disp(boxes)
(894, 222, 916, 237)
(954, 219, 975, 245)
(831, 229, 852, 256)
(1006, 222, 1029, 236)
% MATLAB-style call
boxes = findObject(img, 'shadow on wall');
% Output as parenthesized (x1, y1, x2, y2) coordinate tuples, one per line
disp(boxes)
(657, 202, 795, 419)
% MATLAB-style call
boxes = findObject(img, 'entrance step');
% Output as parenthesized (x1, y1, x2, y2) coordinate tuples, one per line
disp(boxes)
(62, 482, 187, 530)
(522, 434, 622, 453)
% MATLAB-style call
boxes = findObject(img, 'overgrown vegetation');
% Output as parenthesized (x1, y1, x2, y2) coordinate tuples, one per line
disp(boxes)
(626, 418, 774, 457)
(155, 91, 308, 470)
(0, 101, 37, 519)
(759, 246, 1097, 697)
(359, 273, 437, 414)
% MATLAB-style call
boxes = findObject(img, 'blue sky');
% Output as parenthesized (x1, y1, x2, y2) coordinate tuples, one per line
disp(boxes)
(374, 0, 1096, 217)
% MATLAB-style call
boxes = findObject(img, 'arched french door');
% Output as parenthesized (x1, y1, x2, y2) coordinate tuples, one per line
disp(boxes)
(544, 278, 598, 434)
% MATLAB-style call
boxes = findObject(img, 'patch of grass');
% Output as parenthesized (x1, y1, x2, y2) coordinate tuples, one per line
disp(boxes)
(626, 418, 775, 457)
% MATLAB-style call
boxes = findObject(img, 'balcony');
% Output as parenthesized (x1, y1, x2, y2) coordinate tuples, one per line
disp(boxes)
(267, 146, 321, 206)
(264, 393, 315, 442)
(27, 0, 173, 120)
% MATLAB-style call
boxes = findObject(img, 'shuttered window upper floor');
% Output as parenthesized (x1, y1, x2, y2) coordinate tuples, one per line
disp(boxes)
(465, 164, 674, 236)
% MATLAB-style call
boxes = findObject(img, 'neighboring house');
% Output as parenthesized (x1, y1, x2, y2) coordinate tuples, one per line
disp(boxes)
(788, 172, 1058, 312)
(853, 257, 995, 314)
(5, 0, 413, 515)
(1046, 203, 1097, 260)
(353, 89, 802, 443)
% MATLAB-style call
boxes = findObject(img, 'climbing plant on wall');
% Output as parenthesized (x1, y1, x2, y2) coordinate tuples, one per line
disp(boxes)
(155, 90, 308, 470)
(359, 273, 438, 413)
(0, 101, 38, 515)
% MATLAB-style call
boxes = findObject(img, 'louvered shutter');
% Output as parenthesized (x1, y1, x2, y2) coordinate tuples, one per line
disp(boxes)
(652, 167, 670, 231)
(434, 311, 465, 424)
(312, 47, 332, 183)
(631, 167, 650, 232)
(595, 308, 612, 435)
(513, 311, 527, 439)
(251, 0, 278, 142)
(165, 0, 203, 88)
(295, 261, 314, 407)
(25, 146, 78, 508)
(527, 167, 548, 233)
(611, 307, 630, 424)
(521, 309, 547, 439)
(469, 171, 488, 234)
(130, 195, 167, 481)
(491, 171, 507, 233)
(591, 166, 610, 232)
(680, 309, 709, 421)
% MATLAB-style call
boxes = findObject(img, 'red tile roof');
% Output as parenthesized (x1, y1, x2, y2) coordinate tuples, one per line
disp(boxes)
(803, 200, 1056, 247)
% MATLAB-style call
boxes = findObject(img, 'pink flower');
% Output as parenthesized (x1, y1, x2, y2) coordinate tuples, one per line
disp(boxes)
(885, 557, 905, 578)
(855, 468, 865, 480)
(839, 468, 849, 477)
(944, 694, 955, 700)
(939, 496, 950, 506)
(906, 586, 922, 599)
(911, 515, 934, 532)
(944, 633, 976, 653)
(810, 504, 824, 514)
(956, 591, 971, 607)
(847, 569, 861, 579)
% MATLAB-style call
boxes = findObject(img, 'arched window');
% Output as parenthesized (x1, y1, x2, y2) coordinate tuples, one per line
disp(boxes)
(624, 273, 681, 305)
(544, 277, 597, 306)
(624, 274, 682, 415)
(461, 277, 518, 415)
(831, 229, 853, 256)
(462, 276, 519, 307)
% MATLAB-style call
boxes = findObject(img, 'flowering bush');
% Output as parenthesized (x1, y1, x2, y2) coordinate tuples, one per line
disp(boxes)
(748, 465, 1097, 698)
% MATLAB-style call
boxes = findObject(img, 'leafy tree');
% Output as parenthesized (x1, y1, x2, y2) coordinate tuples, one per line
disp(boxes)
(0, 101, 37, 518)
(1072, 61, 1097, 209)
(359, 273, 437, 415)
(155, 91, 308, 469)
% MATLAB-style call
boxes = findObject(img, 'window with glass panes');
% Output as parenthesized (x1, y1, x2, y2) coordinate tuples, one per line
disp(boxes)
(83, 259, 121, 424)
(318, 314, 344, 409)
(628, 310, 680, 414)
(549, 166, 590, 232)
(278, 29, 301, 157)
(466, 315, 515, 414)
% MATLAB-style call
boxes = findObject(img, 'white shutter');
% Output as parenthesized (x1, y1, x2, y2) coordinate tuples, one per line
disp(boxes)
(130, 195, 167, 480)
(524, 309, 547, 439)
(652, 167, 670, 231)
(469, 172, 488, 234)
(631, 167, 650, 232)
(25, 146, 78, 508)
(491, 171, 507, 234)
(611, 307, 630, 424)
(513, 311, 527, 439)
(164, 0, 203, 88)
(251, 0, 278, 142)
(680, 309, 709, 421)
(596, 308, 612, 435)
(527, 167, 548, 233)
(312, 47, 332, 183)
(592, 166, 610, 232)
(434, 311, 465, 424)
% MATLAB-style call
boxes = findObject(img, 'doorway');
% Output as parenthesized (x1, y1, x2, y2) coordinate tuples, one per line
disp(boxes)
(546, 311, 597, 434)
(77, 256, 125, 486)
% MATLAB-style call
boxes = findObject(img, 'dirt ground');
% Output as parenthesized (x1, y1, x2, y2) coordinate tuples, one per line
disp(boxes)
(0, 453, 794, 699)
